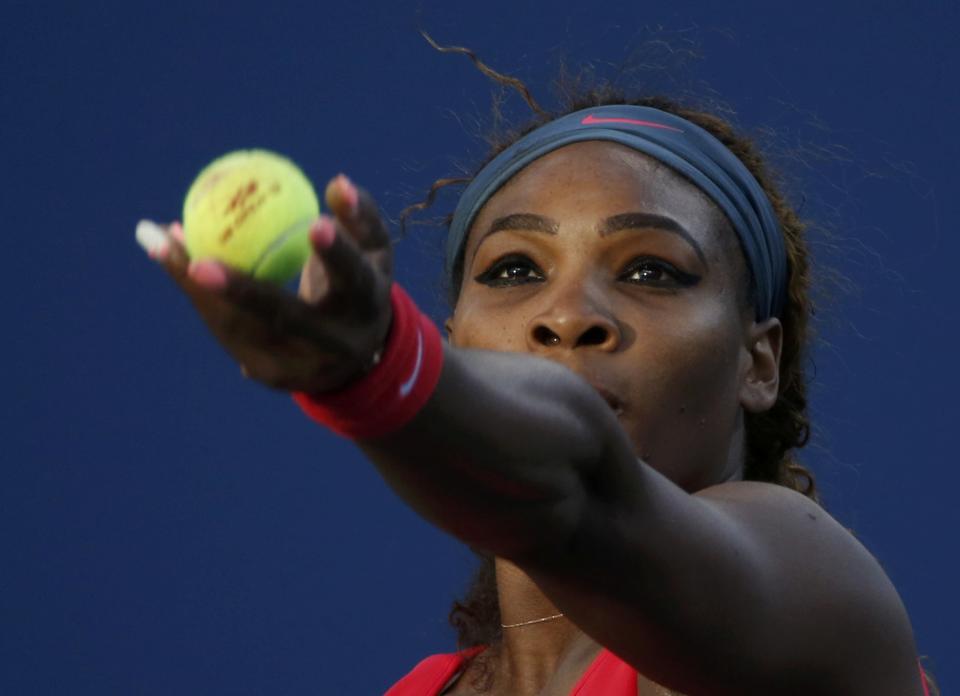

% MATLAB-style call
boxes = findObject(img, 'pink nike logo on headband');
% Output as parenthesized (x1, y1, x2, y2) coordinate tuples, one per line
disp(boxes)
(581, 113, 683, 132)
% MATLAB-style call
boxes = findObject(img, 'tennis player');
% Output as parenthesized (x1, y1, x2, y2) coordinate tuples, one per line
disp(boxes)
(138, 88, 934, 694)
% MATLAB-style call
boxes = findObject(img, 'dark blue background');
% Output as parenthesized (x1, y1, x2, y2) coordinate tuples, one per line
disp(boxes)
(2, 1, 956, 693)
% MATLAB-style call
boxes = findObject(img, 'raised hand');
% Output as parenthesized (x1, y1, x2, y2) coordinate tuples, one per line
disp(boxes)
(137, 174, 393, 394)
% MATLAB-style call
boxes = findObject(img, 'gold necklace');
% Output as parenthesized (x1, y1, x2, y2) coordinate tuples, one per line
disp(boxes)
(500, 612, 565, 629)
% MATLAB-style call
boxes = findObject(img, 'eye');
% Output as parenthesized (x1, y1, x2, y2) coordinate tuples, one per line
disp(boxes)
(474, 254, 545, 287)
(620, 257, 700, 288)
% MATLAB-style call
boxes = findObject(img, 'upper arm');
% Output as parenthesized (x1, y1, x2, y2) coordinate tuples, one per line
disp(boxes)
(694, 482, 921, 694)
(523, 475, 923, 694)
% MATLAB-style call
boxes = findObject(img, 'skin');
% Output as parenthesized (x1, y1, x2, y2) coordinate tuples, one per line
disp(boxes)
(444, 141, 765, 694)
(144, 143, 923, 695)
(448, 142, 769, 493)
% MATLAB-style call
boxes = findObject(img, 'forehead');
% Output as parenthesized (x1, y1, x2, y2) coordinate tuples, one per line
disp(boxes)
(466, 140, 733, 255)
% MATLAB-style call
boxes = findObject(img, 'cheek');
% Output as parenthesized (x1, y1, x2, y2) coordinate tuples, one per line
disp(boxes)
(631, 330, 741, 429)
(675, 323, 742, 405)
(622, 312, 745, 485)
(448, 298, 530, 352)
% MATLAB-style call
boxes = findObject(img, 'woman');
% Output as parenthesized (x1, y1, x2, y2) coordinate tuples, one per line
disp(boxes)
(137, 85, 933, 693)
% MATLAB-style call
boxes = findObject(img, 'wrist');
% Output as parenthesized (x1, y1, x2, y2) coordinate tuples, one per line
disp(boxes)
(314, 300, 393, 393)
(292, 283, 443, 439)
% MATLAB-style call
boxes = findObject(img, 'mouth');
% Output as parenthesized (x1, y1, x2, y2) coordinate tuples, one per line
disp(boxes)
(588, 382, 625, 417)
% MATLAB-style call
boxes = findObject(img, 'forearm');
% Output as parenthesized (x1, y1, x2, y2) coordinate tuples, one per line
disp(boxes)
(354, 342, 753, 627)
(356, 343, 628, 558)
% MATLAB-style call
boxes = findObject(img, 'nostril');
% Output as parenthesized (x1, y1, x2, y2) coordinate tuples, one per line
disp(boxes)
(533, 325, 561, 346)
(576, 325, 609, 347)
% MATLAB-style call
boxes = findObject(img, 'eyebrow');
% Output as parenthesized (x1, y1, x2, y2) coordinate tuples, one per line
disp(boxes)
(472, 211, 707, 267)
(487, 212, 560, 236)
(599, 212, 707, 266)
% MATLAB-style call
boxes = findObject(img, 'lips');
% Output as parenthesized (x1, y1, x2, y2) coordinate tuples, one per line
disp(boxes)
(587, 381, 625, 416)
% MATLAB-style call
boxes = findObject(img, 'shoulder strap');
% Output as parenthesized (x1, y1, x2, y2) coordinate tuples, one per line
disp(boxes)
(385, 647, 638, 696)
(919, 660, 931, 696)
(570, 649, 637, 695)
(384, 648, 485, 696)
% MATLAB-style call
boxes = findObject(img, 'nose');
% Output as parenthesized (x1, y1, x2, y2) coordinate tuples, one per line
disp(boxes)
(526, 282, 621, 353)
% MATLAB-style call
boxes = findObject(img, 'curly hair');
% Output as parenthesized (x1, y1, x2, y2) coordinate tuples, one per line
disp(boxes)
(400, 38, 939, 696)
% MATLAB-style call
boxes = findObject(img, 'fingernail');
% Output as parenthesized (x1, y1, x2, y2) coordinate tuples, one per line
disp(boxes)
(135, 219, 170, 260)
(150, 244, 171, 262)
(310, 216, 336, 250)
(188, 260, 228, 289)
(170, 221, 185, 244)
(331, 174, 359, 217)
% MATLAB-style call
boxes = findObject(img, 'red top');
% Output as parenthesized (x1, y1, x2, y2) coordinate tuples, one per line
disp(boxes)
(385, 648, 933, 695)
(384, 647, 637, 696)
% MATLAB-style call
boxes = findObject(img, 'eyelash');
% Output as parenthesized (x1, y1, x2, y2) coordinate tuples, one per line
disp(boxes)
(474, 254, 700, 288)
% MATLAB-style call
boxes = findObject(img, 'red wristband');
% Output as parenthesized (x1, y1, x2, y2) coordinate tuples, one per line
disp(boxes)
(292, 283, 444, 439)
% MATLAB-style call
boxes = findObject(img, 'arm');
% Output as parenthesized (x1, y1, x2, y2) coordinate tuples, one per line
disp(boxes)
(145, 178, 921, 695)
(359, 344, 923, 695)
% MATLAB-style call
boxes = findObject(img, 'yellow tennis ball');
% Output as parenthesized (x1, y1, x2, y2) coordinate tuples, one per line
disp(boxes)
(182, 149, 319, 283)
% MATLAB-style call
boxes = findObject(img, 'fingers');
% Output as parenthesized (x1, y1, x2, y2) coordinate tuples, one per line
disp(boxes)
(187, 259, 228, 290)
(325, 174, 391, 251)
(138, 219, 233, 330)
(136, 175, 389, 333)
(136, 218, 333, 345)
(136, 219, 283, 342)
(305, 217, 380, 319)
(135, 209, 387, 392)
(136, 219, 169, 259)
(136, 219, 192, 283)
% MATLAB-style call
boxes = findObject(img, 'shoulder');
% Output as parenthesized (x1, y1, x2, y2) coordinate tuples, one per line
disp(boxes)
(696, 481, 923, 694)
(694, 480, 910, 628)
(695, 479, 911, 622)
(694, 480, 886, 581)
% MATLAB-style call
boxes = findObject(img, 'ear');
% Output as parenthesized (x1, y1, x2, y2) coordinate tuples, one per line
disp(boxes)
(739, 317, 782, 413)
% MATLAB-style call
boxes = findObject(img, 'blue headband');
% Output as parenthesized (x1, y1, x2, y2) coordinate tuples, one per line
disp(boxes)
(446, 105, 787, 320)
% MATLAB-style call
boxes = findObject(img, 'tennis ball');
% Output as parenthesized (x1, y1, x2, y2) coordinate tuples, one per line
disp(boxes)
(182, 149, 319, 283)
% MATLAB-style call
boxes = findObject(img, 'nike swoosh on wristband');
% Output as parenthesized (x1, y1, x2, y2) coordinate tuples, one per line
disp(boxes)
(580, 113, 683, 132)
(399, 329, 424, 397)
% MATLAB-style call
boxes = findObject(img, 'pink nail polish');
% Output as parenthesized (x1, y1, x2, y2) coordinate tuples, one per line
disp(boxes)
(188, 260, 228, 289)
(310, 217, 336, 250)
(170, 221, 185, 243)
(336, 174, 359, 216)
